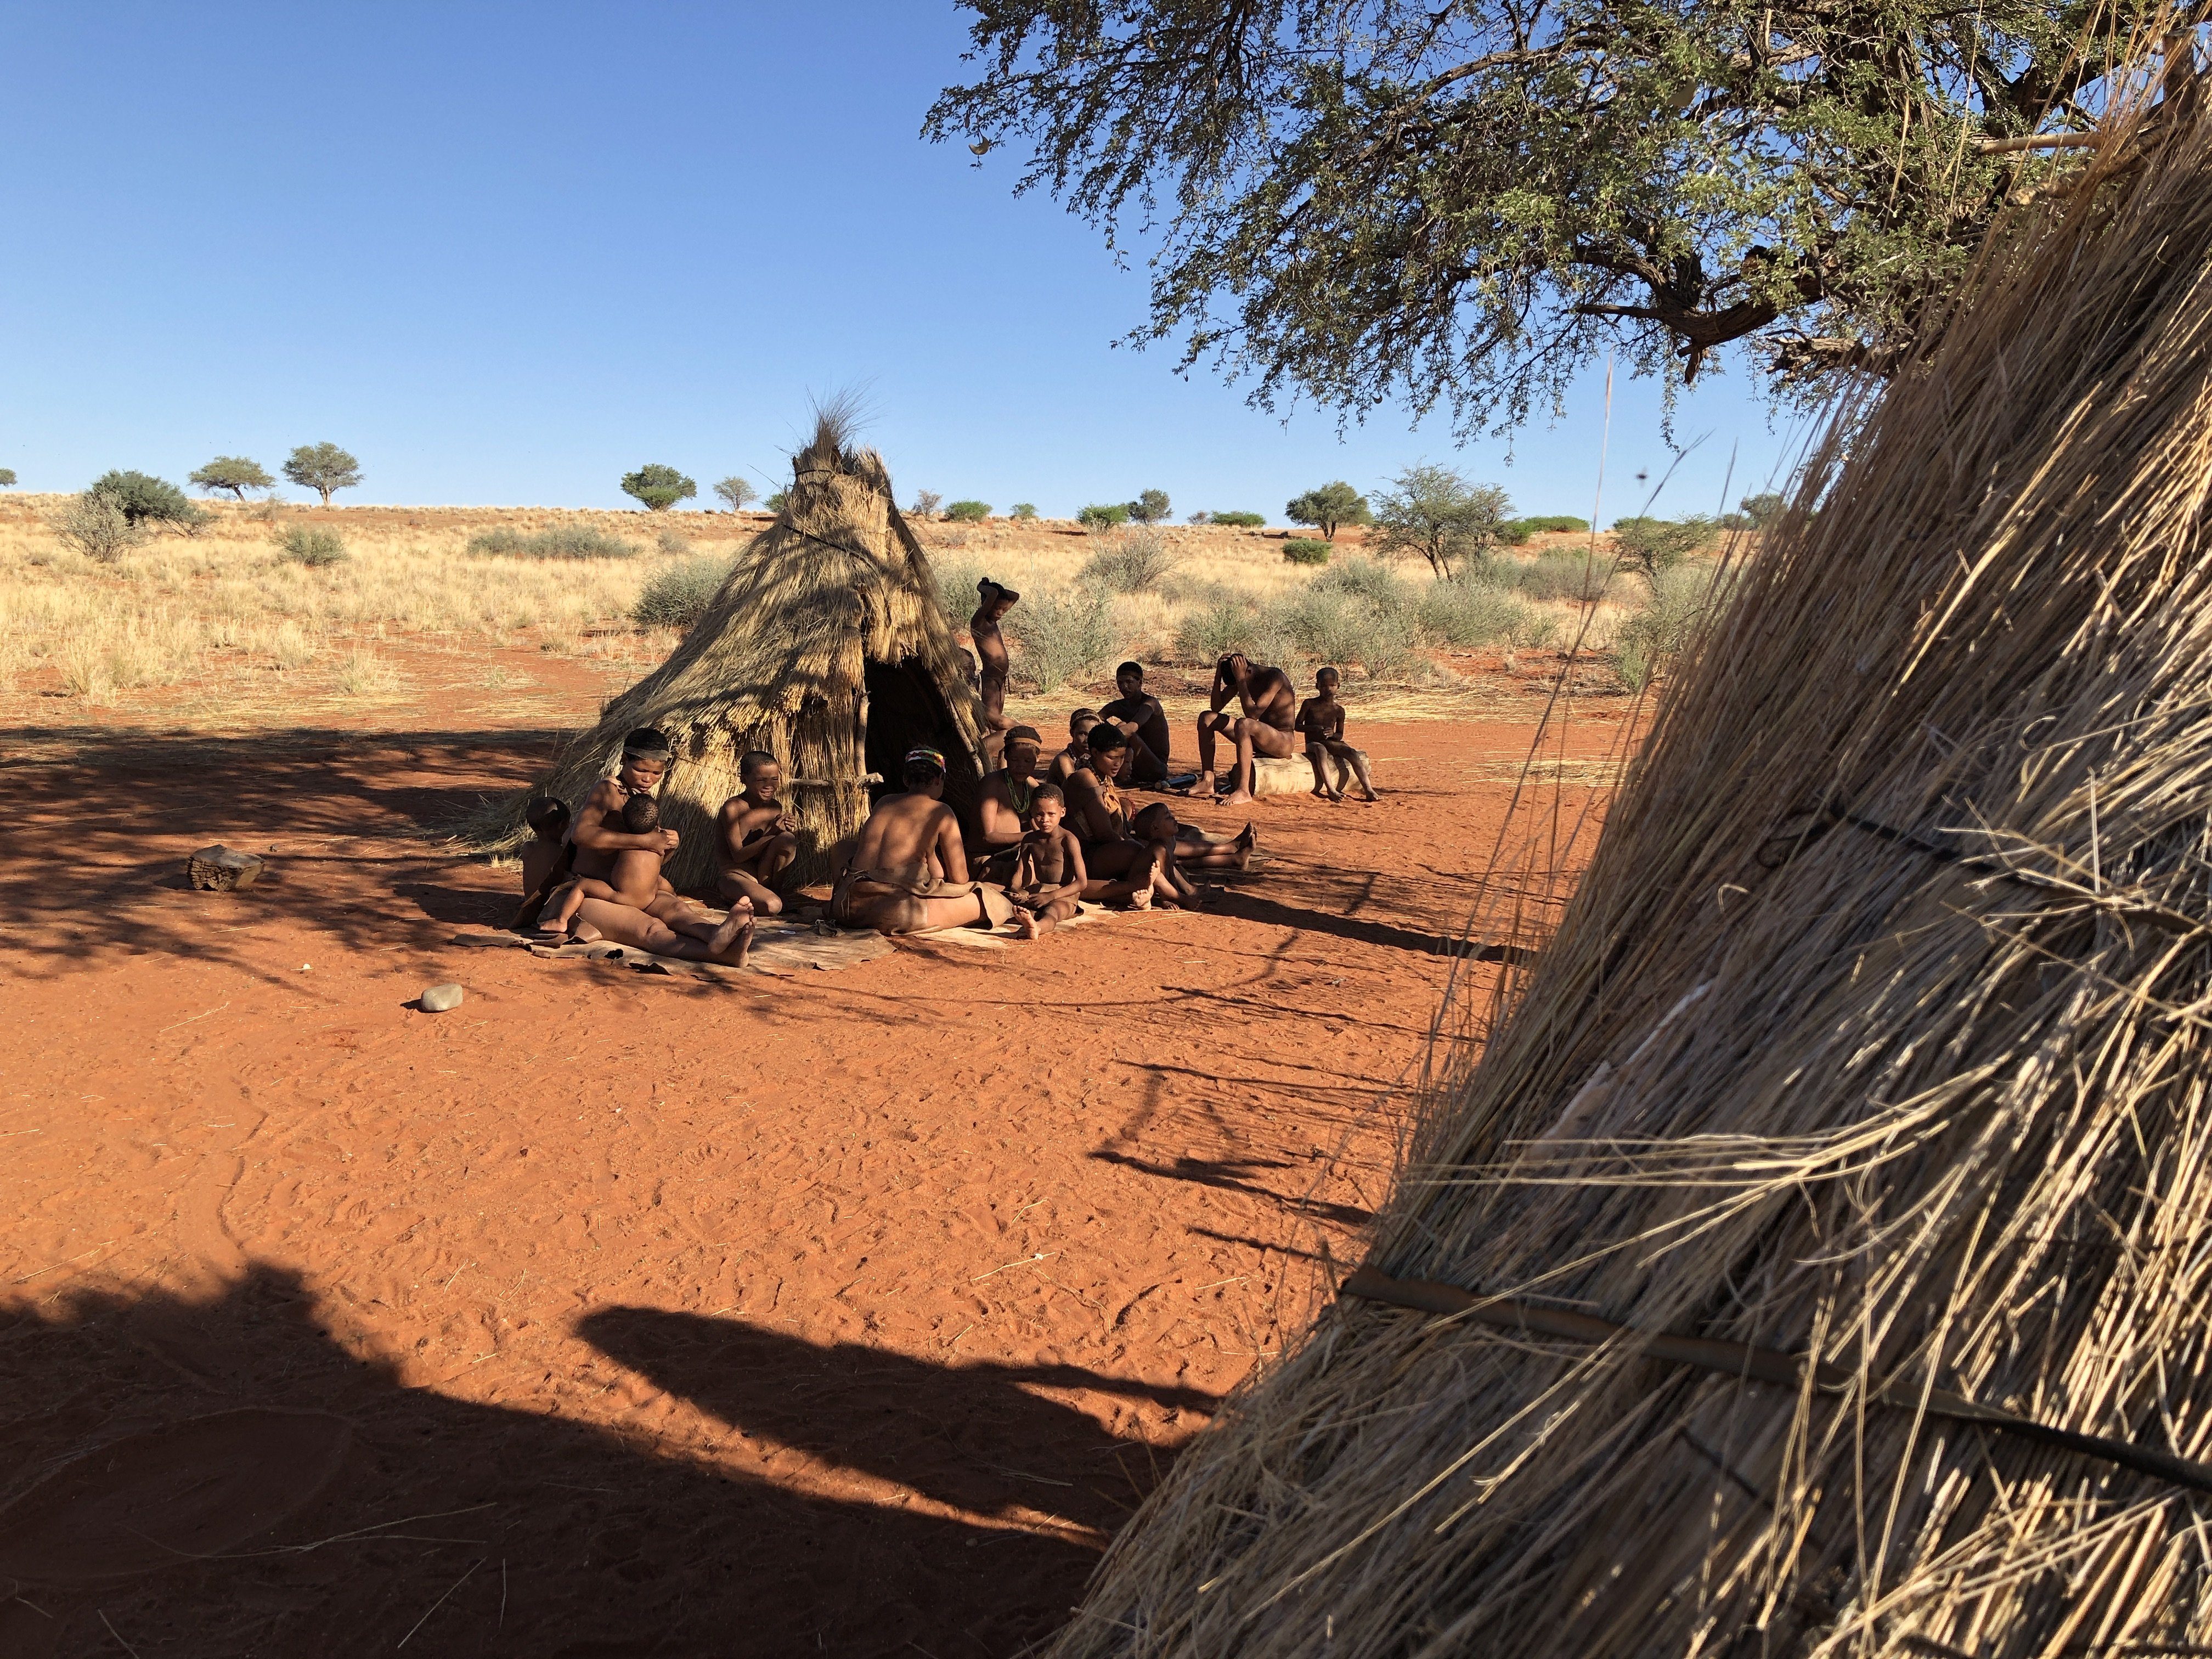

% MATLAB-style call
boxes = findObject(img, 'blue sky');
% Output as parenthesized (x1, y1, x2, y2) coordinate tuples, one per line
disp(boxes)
(0, 3, 1809, 523)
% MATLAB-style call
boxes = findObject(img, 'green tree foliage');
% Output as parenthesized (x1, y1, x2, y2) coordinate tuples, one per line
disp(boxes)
(1370, 464, 1509, 578)
(1209, 511, 1265, 527)
(1286, 481, 1372, 540)
(190, 456, 274, 500)
(1077, 502, 1130, 529)
(713, 476, 758, 512)
(1010, 502, 1039, 519)
(1612, 515, 1719, 584)
(764, 490, 789, 514)
(620, 464, 696, 512)
(1283, 538, 1331, 565)
(0, 469, 16, 487)
(1740, 492, 1786, 528)
(283, 443, 362, 506)
(1125, 487, 1171, 524)
(89, 470, 205, 529)
(928, 2, 2151, 429)
(945, 499, 992, 522)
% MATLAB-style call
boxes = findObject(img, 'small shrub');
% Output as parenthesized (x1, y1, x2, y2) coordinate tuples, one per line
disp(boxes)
(1513, 551, 1616, 604)
(1277, 588, 1421, 681)
(1172, 597, 1293, 669)
(52, 492, 145, 563)
(655, 528, 691, 555)
(945, 499, 991, 522)
(1076, 503, 1130, 529)
(1008, 586, 1116, 691)
(1126, 488, 1171, 524)
(466, 524, 638, 560)
(245, 497, 284, 523)
(1505, 515, 1590, 537)
(89, 469, 205, 529)
(1417, 578, 1531, 647)
(1209, 510, 1265, 527)
(1282, 538, 1330, 565)
(1312, 556, 1411, 610)
(1186, 510, 1210, 524)
(632, 555, 736, 629)
(620, 464, 696, 512)
(279, 525, 347, 567)
(1079, 527, 1180, 594)
(935, 560, 990, 622)
(1009, 503, 1038, 520)
(1613, 561, 1731, 690)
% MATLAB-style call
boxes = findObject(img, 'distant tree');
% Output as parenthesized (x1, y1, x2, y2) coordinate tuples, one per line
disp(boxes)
(1740, 492, 1787, 529)
(1286, 482, 1372, 541)
(283, 443, 362, 506)
(909, 489, 945, 519)
(1077, 503, 1130, 529)
(1009, 502, 1039, 520)
(620, 464, 696, 512)
(1209, 511, 1265, 527)
(89, 470, 204, 529)
(190, 456, 274, 500)
(1611, 516, 1718, 584)
(0, 469, 15, 488)
(945, 499, 991, 522)
(1370, 465, 1510, 579)
(713, 476, 759, 512)
(764, 490, 789, 514)
(1186, 509, 1210, 524)
(1125, 488, 1170, 524)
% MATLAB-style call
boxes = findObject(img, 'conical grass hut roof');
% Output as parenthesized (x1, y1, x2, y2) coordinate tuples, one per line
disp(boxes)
(532, 410, 984, 889)
(1050, 82, 2212, 1659)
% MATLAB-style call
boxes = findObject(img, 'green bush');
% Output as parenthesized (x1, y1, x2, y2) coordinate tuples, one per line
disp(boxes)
(621, 464, 697, 512)
(1613, 562, 1730, 690)
(1277, 588, 1421, 681)
(0, 469, 15, 488)
(1611, 515, 1718, 583)
(279, 525, 347, 567)
(1282, 538, 1330, 565)
(1008, 586, 1118, 690)
(1739, 492, 1785, 529)
(1126, 488, 1171, 524)
(763, 490, 789, 513)
(89, 469, 205, 529)
(1417, 577, 1529, 647)
(1009, 502, 1038, 520)
(1513, 551, 1616, 603)
(1076, 502, 1130, 529)
(1312, 556, 1411, 610)
(1172, 598, 1290, 669)
(1505, 515, 1590, 537)
(934, 560, 990, 622)
(1080, 527, 1180, 594)
(632, 555, 736, 629)
(945, 499, 991, 522)
(1209, 510, 1265, 527)
(466, 524, 638, 560)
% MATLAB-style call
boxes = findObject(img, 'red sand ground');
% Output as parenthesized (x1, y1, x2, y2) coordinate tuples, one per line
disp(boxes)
(0, 657, 1626, 1658)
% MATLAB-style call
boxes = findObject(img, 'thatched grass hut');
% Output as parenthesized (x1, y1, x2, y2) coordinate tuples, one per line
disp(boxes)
(529, 410, 984, 889)
(1049, 78, 2212, 1659)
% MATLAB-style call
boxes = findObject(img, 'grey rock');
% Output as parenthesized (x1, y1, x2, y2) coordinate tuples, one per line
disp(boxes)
(419, 983, 464, 1013)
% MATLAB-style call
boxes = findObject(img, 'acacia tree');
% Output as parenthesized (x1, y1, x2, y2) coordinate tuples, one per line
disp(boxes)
(1288, 481, 1373, 540)
(927, 2, 2174, 430)
(190, 456, 274, 500)
(284, 443, 362, 506)
(713, 476, 758, 512)
(1126, 487, 1171, 523)
(0, 469, 16, 488)
(1372, 464, 1509, 578)
(622, 465, 697, 511)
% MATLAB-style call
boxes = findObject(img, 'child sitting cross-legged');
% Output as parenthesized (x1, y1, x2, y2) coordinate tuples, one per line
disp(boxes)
(1006, 784, 1087, 939)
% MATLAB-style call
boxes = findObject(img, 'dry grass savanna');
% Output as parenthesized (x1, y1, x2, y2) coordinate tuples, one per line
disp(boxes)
(0, 491, 1717, 733)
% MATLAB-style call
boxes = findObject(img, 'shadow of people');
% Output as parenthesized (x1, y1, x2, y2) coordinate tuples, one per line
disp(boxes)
(0, 1266, 1177, 1658)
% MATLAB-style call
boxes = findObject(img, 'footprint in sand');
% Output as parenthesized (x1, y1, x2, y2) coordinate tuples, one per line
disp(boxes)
(0, 1408, 352, 1584)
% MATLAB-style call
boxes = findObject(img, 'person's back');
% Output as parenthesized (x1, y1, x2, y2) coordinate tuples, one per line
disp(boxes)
(849, 789, 955, 879)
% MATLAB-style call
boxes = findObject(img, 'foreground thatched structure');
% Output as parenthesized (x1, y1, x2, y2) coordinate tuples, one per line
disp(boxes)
(1052, 84, 2212, 1659)
(530, 411, 984, 889)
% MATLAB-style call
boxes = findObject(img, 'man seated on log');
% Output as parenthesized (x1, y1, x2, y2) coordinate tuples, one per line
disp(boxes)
(1193, 651, 1297, 806)
(973, 724, 1046, 883)
(830, 747, 1016, 934)
(714, 749, 798, 915)
(1098, 661, 1171, 784)
(545, 726, 753, 966)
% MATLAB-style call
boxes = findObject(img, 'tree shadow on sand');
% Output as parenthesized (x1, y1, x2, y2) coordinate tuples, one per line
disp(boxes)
(0, 1266, 1201, 1658)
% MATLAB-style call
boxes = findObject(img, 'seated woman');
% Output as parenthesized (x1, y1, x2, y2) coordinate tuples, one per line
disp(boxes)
(1060, 724, 1169, 908)
(828, 748, 1015, 934)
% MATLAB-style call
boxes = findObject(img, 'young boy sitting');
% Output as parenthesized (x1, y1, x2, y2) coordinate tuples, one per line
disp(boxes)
(714, 749, 799, 915)
(510, 796, 574, 930)
(1130, 802, 1208, 909)
(1296, 665, 1379, 802)
(538, 792, 666, 939)
(1006, 782, 1088, 939)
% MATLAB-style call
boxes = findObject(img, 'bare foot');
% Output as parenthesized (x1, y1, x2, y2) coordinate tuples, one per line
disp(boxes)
(1183, 772, 1217, 798)
(708, 900, 754, 966)
(1125, 887, 1153, 911)
(1011, 909, 1040, 940)
(1218, 789, 1256, 807)
(1357, 787, 1380, 802)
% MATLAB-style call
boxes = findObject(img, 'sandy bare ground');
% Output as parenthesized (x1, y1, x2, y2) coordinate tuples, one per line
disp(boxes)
(0, 654, 1627, 1657)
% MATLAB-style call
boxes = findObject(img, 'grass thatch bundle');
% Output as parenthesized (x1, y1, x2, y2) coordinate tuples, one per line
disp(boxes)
(1051, 85, 2212, 1659)
(528, 407, 984, 888)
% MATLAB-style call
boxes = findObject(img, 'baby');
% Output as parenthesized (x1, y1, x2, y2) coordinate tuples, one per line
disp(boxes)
(1007, 783, 1087, 939)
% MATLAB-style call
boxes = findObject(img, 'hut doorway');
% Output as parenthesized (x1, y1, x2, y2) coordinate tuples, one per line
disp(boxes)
(862, 654, 977, 819)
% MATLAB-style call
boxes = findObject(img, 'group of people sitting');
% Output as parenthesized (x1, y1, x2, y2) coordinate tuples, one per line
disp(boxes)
(507, 591, 1380, 959)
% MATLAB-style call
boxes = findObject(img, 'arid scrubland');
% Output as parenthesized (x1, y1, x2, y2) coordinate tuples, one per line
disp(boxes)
(0, 493, 1686, 729)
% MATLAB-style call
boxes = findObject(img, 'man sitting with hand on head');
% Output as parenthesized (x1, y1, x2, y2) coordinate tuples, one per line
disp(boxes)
(1194, 651, 1298, 806)
(830, 748, 1015, 934)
